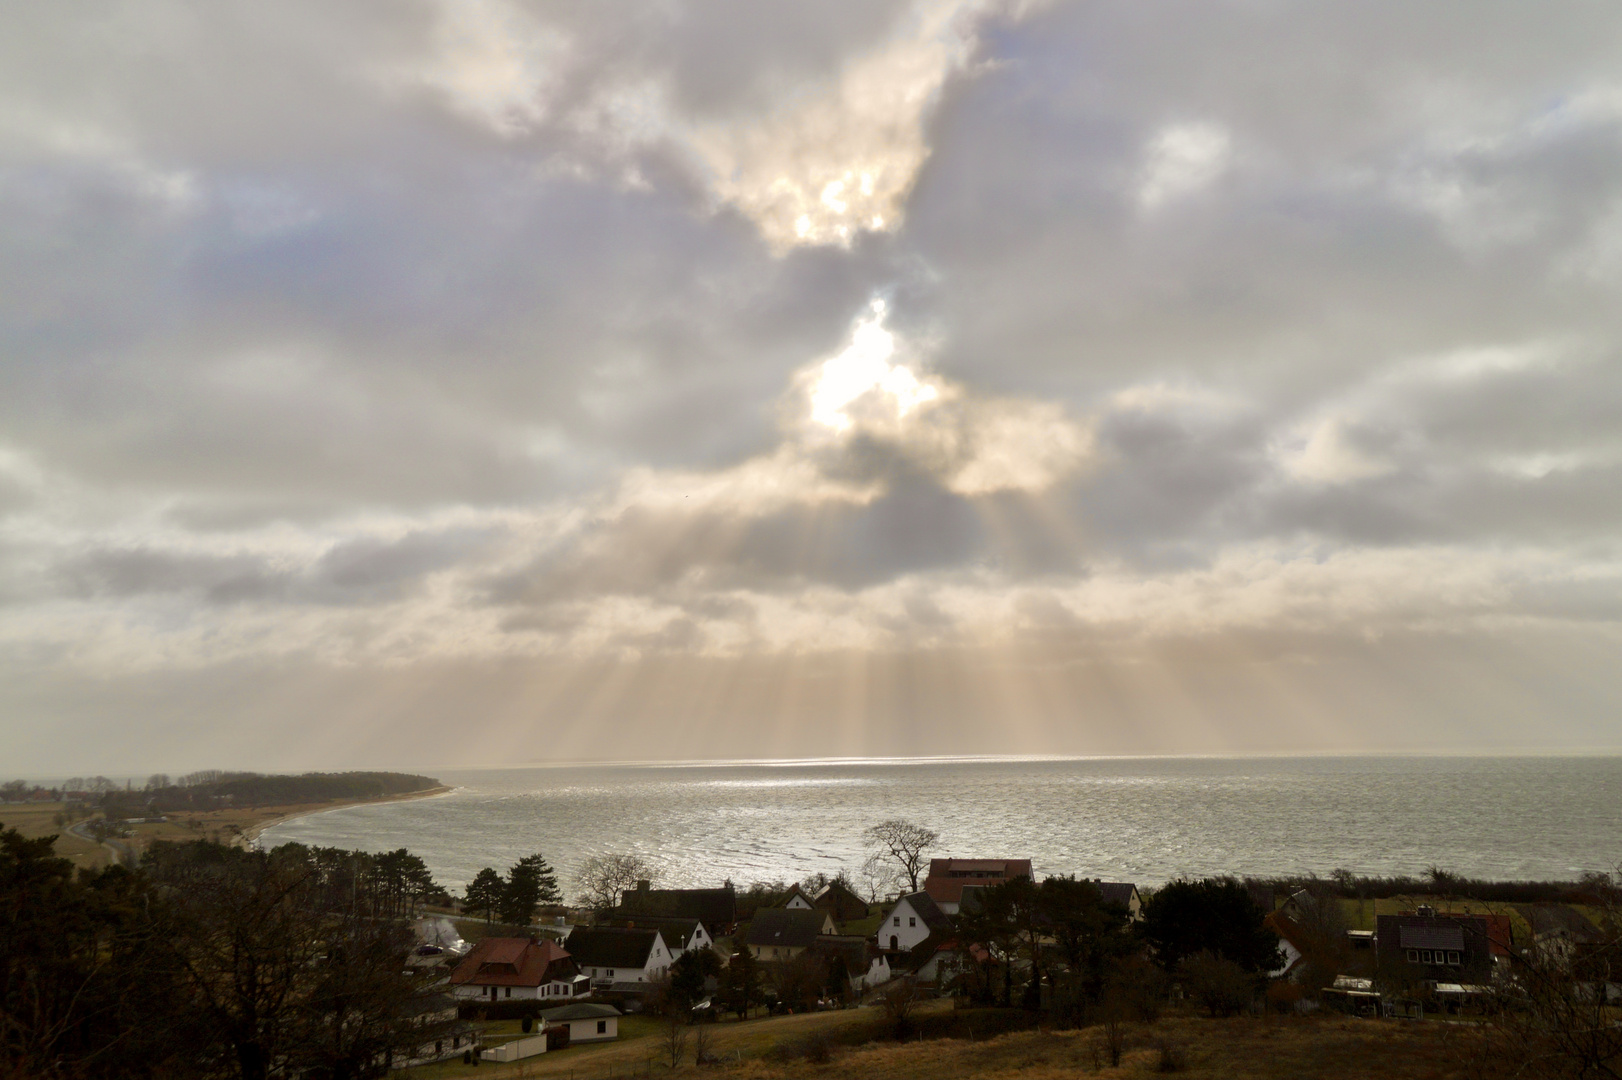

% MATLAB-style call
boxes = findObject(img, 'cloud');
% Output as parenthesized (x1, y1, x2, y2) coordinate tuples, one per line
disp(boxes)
(1139, 122, 1231, 210)
(5, 0, 1622, 769)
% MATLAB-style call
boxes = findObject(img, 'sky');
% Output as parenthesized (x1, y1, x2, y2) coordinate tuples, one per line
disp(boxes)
(4, 1, 1622, 775)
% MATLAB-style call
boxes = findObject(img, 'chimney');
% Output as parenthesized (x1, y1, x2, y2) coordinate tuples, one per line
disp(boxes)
(636, 880, 651, 892)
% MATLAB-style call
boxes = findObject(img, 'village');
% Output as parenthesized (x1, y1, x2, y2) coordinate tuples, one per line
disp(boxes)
(398, 843, 1622, 1075)
(4, 780, 1621, 1079)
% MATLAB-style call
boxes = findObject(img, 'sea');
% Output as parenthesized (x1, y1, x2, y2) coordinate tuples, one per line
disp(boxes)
(256, 755, 1622, 896)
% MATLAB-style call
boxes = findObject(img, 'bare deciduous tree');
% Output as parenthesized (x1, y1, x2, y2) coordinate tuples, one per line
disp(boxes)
(862, 819, 938, 894)
(574, 853, 656, 914)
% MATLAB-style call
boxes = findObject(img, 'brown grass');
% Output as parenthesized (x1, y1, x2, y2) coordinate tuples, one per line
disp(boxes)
(401, 1000, 1486, 1080)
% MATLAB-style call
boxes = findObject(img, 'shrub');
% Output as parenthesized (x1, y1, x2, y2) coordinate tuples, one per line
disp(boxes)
(1155, 1038, 1188, 1072)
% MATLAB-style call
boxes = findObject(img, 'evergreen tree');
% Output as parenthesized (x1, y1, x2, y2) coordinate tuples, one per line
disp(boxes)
(721, 948, 764, 1020)
(464, 867, 505, 925)
(498, 854, 561, 926)
(1138, 878, 1282, 973)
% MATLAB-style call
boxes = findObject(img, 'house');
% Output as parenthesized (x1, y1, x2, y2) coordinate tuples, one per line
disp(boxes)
(909, 934, 972, 987)
(745, 908, 835, 960)
(617, 881, 738, 931)
(922, 859, 1032, 915)
(1264, 910, 1307, 979)
(1376, 911, 1503, 984)
(807, 935, 891, 994)
(389, 994, 476, 1069)
(602, 914, 714, 958)
(539, 1002, 622, 1044)
(783, 885, 815, 910)
(812, 879, 871, 923)
(879, 891, 951, 952)
(1093, 881, 1143, 921)
(447, 938, 587, 1002)
(565, 927, 672, 990)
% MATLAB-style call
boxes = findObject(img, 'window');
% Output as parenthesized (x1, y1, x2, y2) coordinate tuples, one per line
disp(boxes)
(1406, 949, 1419, 963)
(505, 987, 512, 998)
(909, 917, 916, 927)
(893, 917, 900, 926)
(1447, 951, 1461, 966)
(606, 969, 614, 977)
(597, 1020, 608, 1034)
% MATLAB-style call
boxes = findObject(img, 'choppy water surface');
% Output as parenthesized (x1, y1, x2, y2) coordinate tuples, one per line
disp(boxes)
(259, 756, 1622, 895)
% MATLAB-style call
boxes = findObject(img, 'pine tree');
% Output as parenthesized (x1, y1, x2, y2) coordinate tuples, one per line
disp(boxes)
(498, 854, 561, 926)
(464, 867, 505, 925)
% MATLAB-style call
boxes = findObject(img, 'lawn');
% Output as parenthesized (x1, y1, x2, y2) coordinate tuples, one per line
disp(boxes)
(399, 1001, 935, 1079)
(398, 1001, 1504, 1080)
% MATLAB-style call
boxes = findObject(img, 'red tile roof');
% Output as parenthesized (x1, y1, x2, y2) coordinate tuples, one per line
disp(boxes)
(448, 937, 573, 988)
(923, 859, 1032, 905)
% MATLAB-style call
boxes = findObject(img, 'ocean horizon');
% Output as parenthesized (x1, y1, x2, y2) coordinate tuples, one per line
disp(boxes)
(258, 754, 1622, 897)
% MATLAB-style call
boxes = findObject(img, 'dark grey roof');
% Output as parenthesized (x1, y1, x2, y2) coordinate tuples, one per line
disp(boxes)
(1095, 882, 1139, 909)
(893, 891, 951, 931)
(604, 914, 704, 949)
(1400, 925, 1465, 951)
(539, 1002, 622, 1022)
(565, 927, 661, 969)
(618, 886, 736, 926)
(744, 908, 826, 949)
(808, 934, 873, 970)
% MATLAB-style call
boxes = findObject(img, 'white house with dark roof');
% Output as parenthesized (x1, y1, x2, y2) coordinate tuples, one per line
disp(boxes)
(603, 914, 714, 959)
(744, 908, 835, 960)
(880, 891, 951, 952)
(564, 927, 672, 990)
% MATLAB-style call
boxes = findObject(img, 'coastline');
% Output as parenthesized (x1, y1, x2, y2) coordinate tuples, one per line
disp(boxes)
(241, 784, 454, 846)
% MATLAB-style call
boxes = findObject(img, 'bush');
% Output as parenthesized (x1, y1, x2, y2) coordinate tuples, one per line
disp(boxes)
(520, 1016, 533, 1033)
(1155, 1038, 1188, 1072)
(456, 1000, 545, 1022)
(1179, 951, 1255, 1017)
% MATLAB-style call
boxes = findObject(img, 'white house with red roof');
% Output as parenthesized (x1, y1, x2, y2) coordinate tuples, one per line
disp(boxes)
(447, 937, 588, 1002)
(922, 858, 1033, 915)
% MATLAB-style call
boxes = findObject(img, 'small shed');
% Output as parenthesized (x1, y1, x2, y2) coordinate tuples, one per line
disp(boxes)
(539, 1002, 621, 1044)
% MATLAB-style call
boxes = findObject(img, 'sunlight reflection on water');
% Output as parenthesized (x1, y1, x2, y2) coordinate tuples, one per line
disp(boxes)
(258, 756, 1622, 894)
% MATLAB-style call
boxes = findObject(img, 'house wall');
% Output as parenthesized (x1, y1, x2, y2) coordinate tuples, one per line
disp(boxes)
(581, 933, 670, 986)
(481, 1033, 548, 1063)
(564, 1016, 618, 1043)
(882, 899, 933, 951)
(452, 984, 542, 1001)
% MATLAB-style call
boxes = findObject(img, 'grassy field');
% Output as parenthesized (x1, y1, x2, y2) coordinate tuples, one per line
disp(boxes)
(721, 1012, 1482, 1080)
(400, 999, 1489, 1080)
(401, 1001, 941, 1079)
(0, 802, 106, 868)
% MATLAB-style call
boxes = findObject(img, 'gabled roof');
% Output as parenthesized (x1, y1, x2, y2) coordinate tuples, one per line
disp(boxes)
(539, 1002, 621, 1023)
(1095, 882, 1139, 909)
(565, 927, 663, 969)
(923, 859, 1032, 905)
(448, 938, 573, 988)
(807, 934, 877, 972)
(604, 915, 706, 950)
(889, 891, 952, 933)
(617, 886, 736, 926)
(812, 880, 870, 921)
(744, 908, 830, 949)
